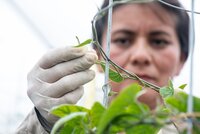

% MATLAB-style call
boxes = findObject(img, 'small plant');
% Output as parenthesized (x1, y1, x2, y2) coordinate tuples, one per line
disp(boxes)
(49, 39, 200, 134)
(50, 83, 200, 134)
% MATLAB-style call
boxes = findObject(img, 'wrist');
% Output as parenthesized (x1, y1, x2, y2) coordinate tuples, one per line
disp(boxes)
(34, 107, 53, 133)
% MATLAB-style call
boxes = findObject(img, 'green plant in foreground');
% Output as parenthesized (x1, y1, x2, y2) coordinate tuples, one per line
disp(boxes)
(48, 39, 200, 134)
(50, 83, 200, 134)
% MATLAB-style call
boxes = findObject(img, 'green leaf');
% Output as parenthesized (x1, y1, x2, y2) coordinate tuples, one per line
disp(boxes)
(126, 124, 160, 134)
(97, 83, 144, 134)
(50, 112, 87, 134)
(178, 84, 187, 90)
(108, 113, 141, 133)
(165, 91, 200, 113)
(59, 125, 85, 134)
(108, 90, 118, 96)
(165, 91, 200, 133)
(168, 79, 173, 89)
(159, 80, 175, 98)
(50, 104, 89, 118)
(159, 86, 174, 98)
(90, 102, 106, 127)
(194, 95, 200, 112)
(74, 38, 92, 47)
(154, 108, 170, 122)
(164, 91, 187, 113)
(98, 61, 124, 82)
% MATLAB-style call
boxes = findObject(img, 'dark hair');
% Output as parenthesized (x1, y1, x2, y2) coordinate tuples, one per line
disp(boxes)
(94, 0, 189, 60)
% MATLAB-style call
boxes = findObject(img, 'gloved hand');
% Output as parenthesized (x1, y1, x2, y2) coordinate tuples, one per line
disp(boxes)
(27, 46, 97, 124)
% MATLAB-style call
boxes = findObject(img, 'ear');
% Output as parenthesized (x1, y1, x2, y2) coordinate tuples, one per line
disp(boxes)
(175, 53, 186, 76)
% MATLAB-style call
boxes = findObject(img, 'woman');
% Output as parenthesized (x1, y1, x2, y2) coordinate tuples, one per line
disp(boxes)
(95, 0, 189, 109)
(16, 0, 189, 133)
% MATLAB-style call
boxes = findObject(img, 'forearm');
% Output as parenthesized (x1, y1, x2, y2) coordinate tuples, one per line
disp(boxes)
(15, 108, 48, 134)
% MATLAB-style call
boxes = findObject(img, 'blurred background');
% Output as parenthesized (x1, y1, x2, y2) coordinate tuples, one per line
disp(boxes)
(0, 0, 199, 133)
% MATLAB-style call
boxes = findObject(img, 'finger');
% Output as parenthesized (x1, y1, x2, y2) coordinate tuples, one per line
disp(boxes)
(38, 51, 97, 83)
(39, 46, 88, 69)
(45, 70, 95, 97)
(54, 86, 84, 105)
(34, 86, 84, 111)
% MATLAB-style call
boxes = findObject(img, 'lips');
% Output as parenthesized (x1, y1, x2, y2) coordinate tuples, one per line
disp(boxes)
(136, 74, 156, 84)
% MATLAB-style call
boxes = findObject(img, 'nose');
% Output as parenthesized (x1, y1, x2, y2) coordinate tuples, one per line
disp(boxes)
(129, 39, 151, 66)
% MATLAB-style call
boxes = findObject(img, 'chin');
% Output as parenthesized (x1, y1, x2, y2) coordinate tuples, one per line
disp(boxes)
(111, 80, 163, 110)
(138, 88, 163, 110)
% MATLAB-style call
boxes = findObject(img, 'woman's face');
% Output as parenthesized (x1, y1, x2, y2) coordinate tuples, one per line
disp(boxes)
(101, 4, 184, 107)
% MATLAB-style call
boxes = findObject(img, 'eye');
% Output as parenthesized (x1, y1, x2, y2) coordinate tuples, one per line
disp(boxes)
(150, 38, 170, 48)
(112, 37, 132, 48)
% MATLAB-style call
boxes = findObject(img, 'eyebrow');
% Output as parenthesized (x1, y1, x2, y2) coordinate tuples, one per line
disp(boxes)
(149, 31, 171, 37)
(112, 29, 171, 37)
(112, 29, 135, 36)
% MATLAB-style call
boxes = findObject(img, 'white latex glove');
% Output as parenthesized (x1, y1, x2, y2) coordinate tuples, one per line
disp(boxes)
(27, 46, 97, 124)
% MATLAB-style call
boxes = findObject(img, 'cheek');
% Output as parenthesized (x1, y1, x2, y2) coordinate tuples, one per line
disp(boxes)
(102, 36, 130, 67)
(109, 48, 133, 92)
(109, 47, 130, 67)
(155, 49, 181, 82)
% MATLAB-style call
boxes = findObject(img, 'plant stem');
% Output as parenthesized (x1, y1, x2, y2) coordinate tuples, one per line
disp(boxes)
(103, 0, 113, 108)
